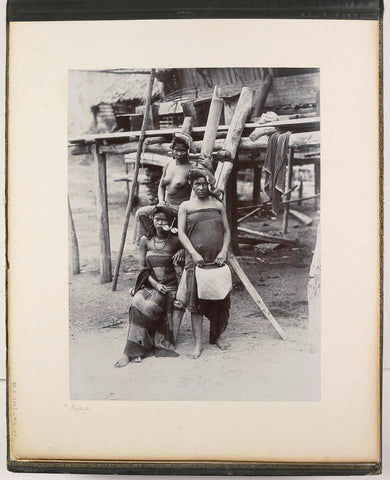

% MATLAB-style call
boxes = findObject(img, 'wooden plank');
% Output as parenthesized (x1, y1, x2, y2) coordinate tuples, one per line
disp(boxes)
(228, 253, 286, 340)
(238, 226, 296, 246)
(289, 209, 313, 226)
(91, 144, 112, 283)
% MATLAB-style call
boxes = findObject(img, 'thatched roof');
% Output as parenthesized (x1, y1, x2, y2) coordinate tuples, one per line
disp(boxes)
(93, 73, 163, 106)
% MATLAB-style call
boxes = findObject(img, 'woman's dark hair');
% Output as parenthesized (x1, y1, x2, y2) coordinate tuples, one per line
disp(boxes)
(172, 137, 188, 150)
(146, 205, 176, 239)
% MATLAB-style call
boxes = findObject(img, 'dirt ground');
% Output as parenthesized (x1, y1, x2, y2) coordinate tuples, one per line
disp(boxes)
(68, 153, 320, 401)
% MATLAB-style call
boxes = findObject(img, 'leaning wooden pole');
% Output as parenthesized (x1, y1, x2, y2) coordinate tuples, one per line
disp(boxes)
(214, 87, 286, 339)
(68, 195, 80, 275)
(112, 69, 156, 291)
(228, 253, 286, 340)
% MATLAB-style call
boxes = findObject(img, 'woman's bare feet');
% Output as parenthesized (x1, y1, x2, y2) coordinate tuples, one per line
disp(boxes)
(215, 338, 230, 351)
(114, 354, 130, 368)
(192, 343, 202, 359)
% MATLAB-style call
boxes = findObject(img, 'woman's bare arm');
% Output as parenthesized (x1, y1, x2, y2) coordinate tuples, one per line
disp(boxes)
(158, 164, 168, 204)
(215, 203, 231, 264)
(139, 236, 148, 268)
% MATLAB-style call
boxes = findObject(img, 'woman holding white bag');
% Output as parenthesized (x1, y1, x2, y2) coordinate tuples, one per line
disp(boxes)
(177, 167, 232, 359)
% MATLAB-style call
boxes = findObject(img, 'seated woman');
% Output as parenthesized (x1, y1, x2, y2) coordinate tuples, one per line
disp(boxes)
(115, 206, 184, 367)
(177, 168, 231, 359)
(134, 132, 195, 245)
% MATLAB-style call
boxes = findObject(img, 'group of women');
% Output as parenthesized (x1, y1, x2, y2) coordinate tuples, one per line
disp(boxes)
(115, 132, 231, 366)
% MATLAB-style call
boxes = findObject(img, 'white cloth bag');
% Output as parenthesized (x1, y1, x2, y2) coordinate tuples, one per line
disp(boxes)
(195, 264, 232, 300)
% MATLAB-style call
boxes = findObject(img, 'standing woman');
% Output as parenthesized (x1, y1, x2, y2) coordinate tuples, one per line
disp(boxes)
(177, 168, 231, 359)
(115, 206, 183, 367)
(134, 132, 195, 244)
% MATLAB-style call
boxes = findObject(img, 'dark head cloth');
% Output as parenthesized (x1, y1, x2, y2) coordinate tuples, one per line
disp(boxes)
(189, 167, 216, 186)
(171, 132, 196, 154)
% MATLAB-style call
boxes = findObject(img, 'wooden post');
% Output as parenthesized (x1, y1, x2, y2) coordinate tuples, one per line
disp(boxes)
(314, 159, 320, 209)
(91, 144, 112, 283)
(226, 158, 239, 255)
(181, 116, 194, 135)
(181, 101, 199, 126)
(252, 158, 262, 205)
(112, 69, 156, 291)
(68, 195, 80, 275)
(201, 86, 223, 161)
(251, 72, 273, 119)
(298, 180, 303, 206)
(228, 253, 286, 340)
(308, 224, 320, 352)
(282, 147, 294, 235)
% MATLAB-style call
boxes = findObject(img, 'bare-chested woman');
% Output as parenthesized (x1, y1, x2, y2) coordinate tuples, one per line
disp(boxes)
(135, 132, 195, 244)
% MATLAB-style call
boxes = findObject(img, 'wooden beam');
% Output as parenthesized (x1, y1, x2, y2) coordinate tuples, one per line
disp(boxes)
(228, 253, 286, 340)
(91, 144, 112, 283)
(289, 209, 313, 226)
(68, 117, 320, 145)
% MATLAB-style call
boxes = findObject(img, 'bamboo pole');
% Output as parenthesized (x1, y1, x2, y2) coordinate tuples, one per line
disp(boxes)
(112, 69, 156, 291)
(68, 195, 80, 275)
(228, 253, 286, 340)
(91, 144, 112, 283)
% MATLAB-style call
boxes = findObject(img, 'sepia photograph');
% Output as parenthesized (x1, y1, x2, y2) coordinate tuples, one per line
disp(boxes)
(68, 67, 321, 401)
(6, 12, 381, 470)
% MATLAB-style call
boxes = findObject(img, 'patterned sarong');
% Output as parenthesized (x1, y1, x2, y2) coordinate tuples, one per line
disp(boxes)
(123, 249, 179, 358)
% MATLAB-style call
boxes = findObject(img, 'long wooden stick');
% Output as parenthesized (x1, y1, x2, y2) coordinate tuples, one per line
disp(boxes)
(112, 69, 155, 291)
(228, 253, 286, 340)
